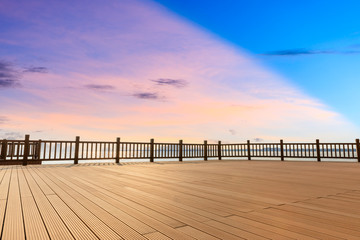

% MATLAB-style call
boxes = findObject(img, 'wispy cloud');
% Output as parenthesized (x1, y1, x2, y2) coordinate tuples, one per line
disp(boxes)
(253, 138, 264, 142)
(229, 129, 237, 135)
(133, 92, 159, 100)
(23, 66, 48, 73)
(0, 60, 20, 88)
(2, 131, 22, 140)
(151, 78, 188, 88)
(0, 116, 8, 124)
(262, 48, 360, 56)
(84, 84, 115, 91)
(262, 48, 334, 56)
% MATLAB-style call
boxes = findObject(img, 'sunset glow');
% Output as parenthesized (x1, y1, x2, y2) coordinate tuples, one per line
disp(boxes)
(1, 0, 358, 142)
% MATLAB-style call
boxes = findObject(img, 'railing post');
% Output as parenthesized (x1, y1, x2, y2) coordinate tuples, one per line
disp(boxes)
(150, 138, 154, 162)
(218, 141, 222, 160)
(1, 139, 8, 160)
(179, 140, 183, 162)
(316, 139, 321, 162)
(247, 140, 251, 160)
(115, 137, 120, 163)
(356, 139, 360, 163)
(204, 140, 208, 161)
(35, 139, 42, 160)
(23, 134, 30, 166)
(280, 139, 284, 161)
(74, 136, 80, 164)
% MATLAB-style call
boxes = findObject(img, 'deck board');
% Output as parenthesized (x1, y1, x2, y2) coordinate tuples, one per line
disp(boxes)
(18, 168, 50, 240)
(2, 168, 25, 240)
(1, 160, 360, 239)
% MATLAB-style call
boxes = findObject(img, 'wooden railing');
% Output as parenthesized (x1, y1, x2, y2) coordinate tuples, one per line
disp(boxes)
(1, 135, 360, 165)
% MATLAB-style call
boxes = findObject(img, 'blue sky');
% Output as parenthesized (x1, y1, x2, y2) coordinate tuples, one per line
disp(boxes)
(156, 0, 360, 122)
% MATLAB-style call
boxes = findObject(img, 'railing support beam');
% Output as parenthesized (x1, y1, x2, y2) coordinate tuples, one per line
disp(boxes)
(150, 138, 154, 162)
(247, 140, 251, 160)
(1, 139, 7, 161)
(35, 139, 42, 160)
(204, 140, 208, 161)
(23, 134, 30, 166)
(74, 136, 80, 164)
(179, 140, 183, 162)
(316, 139, 321, 162)
(218, 141, 222, 160)
(115, 137, 120, 163)
(356, 139, 360, 163)
(280, 139, 284, 161)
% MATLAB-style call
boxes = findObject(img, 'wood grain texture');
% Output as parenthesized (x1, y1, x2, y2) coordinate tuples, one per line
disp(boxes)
(1, 160, 360, 239)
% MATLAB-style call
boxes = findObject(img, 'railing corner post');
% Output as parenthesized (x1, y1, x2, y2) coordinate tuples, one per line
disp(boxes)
(150, 138, 154, 162)
(356, 138, 360, 163)
(74, 136, 80, 164)
(23, 134, 30, 166)
(179, 140, 183, 162)
(218, 140, 222, 160)
(316, 139, 321, 162)
(115, 137, 120, 163)
(1, 138, 8, 161)
(280, 139, 284, 161)
(247, 140, 251, 160)
(204, 140, 208, 161)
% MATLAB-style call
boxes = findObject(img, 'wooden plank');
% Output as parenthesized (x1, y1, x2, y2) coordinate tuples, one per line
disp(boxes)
(257, 206, 360, 238)
(69, 176, 243, 240)
(41, 168, 156, 235)
(203, 220, 268, 240)
(143, 231, 172, 240)
(205, 217, 293, 240)
(30, 168, 122, 240)
(46, 194, 98, 240)
(18, 168, 49, 240)
(2, 168, 25, 240)
(176, 226, 220, 240)
(0, 168, 11, 238)
(274, 204, 360, 230)
(227, 215, 317, 240)
(22, 168, 74, 240)
(250, 209, 359, 239)
(2, 161, 360, 238)
(42, 169, 194, 240)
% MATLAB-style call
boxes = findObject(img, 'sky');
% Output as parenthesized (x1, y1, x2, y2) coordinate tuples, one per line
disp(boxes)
(0, 0, 359, 143)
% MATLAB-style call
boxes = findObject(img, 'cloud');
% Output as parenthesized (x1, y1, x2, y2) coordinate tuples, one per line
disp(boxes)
(84, 84, 115, 90)
(151, 78, 188, 88)
(253, 138, 264, 142)
(0, 60, 20, 88)
(2, 131, 23, 140)
(229, 129, 237, 135)
(133, 92, 159, 100)
(262, 48, 360, 56)
(0, 116, 8, 124)
(262, 49, 334, 56)
(23, 66, 48, 73)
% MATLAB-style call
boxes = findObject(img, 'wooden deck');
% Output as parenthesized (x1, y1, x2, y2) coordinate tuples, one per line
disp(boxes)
(1, 160, 360, 239)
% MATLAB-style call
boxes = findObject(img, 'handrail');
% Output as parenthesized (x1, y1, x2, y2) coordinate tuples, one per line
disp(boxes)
(1, 135, 359, 165)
